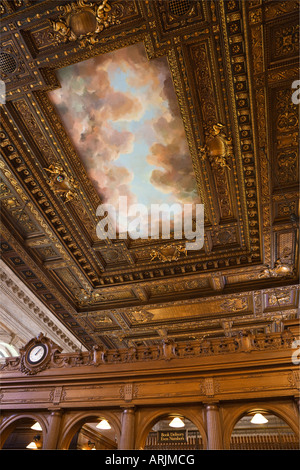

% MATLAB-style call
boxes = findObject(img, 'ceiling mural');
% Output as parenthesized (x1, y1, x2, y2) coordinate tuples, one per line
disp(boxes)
(49, 43, 199, 233)
(0, 0, 299, 351)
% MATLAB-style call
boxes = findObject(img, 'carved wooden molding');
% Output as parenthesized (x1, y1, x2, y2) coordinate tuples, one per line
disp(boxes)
(1, 329, 297, 375)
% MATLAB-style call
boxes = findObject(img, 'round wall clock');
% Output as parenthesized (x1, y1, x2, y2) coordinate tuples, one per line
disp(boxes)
(20, 333, 62, 375)
(27, 343, 47, 365)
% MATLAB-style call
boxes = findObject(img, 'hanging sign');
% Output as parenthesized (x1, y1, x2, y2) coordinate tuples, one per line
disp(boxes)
(158, 430, 187, 443)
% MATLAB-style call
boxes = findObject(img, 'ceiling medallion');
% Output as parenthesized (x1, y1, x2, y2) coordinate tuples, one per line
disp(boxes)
(200, 123, 232, 170)
(50, 0, 120, 47)
(150, 244, 187, 263)
(44, 164, 78, 203)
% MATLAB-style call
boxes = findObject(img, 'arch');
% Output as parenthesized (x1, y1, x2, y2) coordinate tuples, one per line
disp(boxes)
(0, 341, 19, 359)
(59, 410, 121, 450)
(223, 402, 299, 449)
(136, 407, 207, 450)
(0, 412, 47, 449)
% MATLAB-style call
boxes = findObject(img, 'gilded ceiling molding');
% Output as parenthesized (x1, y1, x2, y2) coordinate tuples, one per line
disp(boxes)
(263, 1, 299, 20)
(90, 285, 299, 318)
(0, 154, 92, 291)
(247, 0, 299, 268)
(218, 0, 260, 255)
(245, 2, 272, 268)
(0, 120, 101, 284)
(166, 45, 210, 218)
(32, 89, 104, 217)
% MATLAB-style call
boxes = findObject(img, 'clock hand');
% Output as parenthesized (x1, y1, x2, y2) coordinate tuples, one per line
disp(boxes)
(35, 348, 42, 356)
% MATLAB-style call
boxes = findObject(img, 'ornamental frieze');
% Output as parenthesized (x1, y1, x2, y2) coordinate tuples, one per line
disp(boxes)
(1, 329, 296, 375)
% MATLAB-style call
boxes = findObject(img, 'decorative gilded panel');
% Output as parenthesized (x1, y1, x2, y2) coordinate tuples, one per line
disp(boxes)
(271, 86, 299, 188)
(267, 18, 299, 65)
(152, 0, 205, 36)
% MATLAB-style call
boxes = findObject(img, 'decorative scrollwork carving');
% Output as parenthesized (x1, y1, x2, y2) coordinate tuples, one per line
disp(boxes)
(258, 259, 294, 279)
(150, 244, 187, 263)
(50, 0, 120, 47)
(44, 164, 78, 203)
(200, 123, 232, 170)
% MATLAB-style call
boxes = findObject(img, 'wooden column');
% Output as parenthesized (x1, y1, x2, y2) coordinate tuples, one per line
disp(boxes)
(205, 403, 223, 450)
(119, 407, 135, 449)
(43, 410, 62, 449)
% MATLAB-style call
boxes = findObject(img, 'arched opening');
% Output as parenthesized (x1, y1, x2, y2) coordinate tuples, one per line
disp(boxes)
(62, 413, 120, 450)
(144, 414, 204, 450)
(1, 417, 44, 450)
(230, 411, 300, 450)
(0, 341, 19, 362)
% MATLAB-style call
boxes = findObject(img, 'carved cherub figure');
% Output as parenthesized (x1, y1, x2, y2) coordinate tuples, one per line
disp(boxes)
(44, 164, 78, 203)
(50, 19, 77, 42)
(258, 259, 294, 278)
(200, 122, 232, 170)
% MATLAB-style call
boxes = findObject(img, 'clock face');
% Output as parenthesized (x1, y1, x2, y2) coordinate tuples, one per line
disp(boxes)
(28, 344, 47, 364)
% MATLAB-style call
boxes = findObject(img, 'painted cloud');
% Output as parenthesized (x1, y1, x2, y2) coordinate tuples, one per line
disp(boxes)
(49, 43, 199, 229)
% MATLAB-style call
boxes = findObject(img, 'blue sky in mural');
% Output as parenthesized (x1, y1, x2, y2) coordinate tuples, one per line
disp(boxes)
(107, 68, 167, 208)
(49, 43, 199, 222)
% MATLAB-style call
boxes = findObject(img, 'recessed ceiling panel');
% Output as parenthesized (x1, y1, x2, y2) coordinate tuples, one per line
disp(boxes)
(49, 43, 199, 232)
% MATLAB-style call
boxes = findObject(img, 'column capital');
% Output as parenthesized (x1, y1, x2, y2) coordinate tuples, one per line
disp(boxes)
(44, 408, 63, 449)
(121, 406, 136, 413)
(47, 407, 63, 414)
(203, 401, 220, 409)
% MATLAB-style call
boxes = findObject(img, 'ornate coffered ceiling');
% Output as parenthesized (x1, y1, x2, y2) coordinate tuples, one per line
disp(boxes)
(0, 0, 299, 350)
